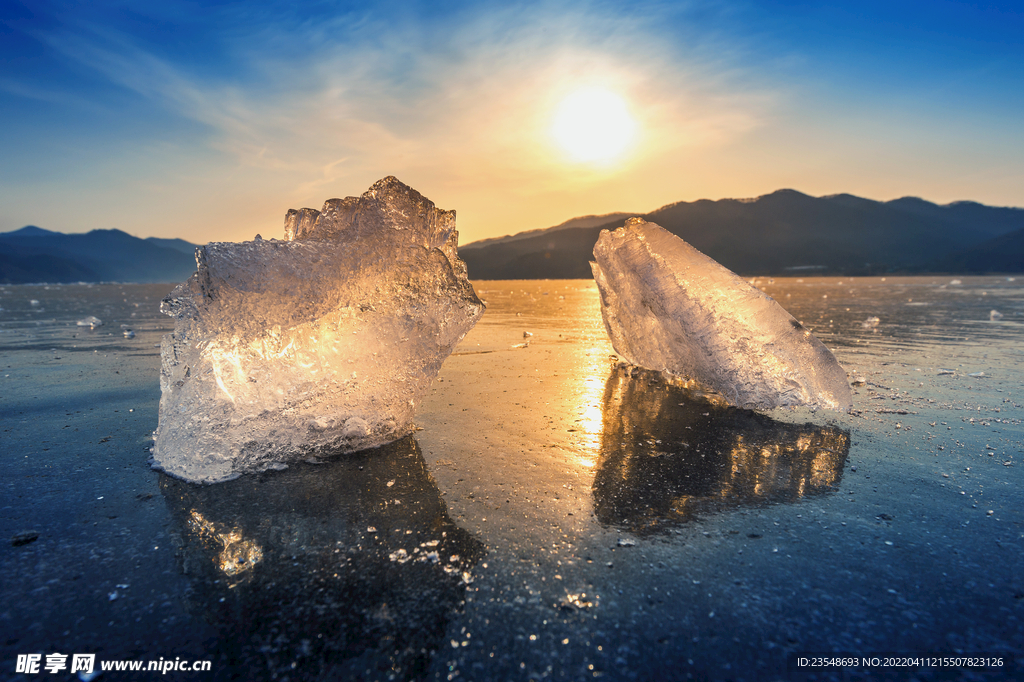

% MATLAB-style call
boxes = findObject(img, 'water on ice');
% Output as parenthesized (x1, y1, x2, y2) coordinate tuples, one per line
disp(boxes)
(591, 218, 853, 411)
(152, 177, 483, 483)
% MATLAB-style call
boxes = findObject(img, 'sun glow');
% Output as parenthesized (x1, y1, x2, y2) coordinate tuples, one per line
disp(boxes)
(551, 87, 637, 164)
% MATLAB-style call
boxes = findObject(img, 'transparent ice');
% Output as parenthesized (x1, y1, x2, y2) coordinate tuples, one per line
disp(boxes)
(591, 218, 853, 411)
(77, 315, 102, 328)
(152, 177, 484, 483)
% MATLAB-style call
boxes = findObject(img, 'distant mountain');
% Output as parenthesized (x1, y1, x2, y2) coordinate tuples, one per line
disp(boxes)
(5, 225, 61, 237)
(146, 236, 199, 255)
(928, 226, 1024, 273)
(463, 212, 637, 250)
(459, 191, 1024, 278)
(0, 227, 199, 284)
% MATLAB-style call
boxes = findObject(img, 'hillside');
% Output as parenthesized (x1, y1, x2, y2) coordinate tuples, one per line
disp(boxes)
(459, 191, 1024, 278)
(0, 226, 198, 284)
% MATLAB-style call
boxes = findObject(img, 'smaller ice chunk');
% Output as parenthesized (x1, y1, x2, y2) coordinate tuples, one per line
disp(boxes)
(989, 310, 1003, 321)
(591, 218, 853, 411)
(861, 316, 880, 329)
(77, 315, 103, 328)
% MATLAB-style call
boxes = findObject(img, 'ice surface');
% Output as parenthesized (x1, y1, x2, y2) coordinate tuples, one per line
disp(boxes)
(591, 218, 853, 411)
(152, 177, 484, 483)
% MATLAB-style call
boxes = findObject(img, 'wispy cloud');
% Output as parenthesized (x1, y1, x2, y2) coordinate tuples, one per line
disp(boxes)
(1, 1, 791, 240)
(32, 1, 774, 198)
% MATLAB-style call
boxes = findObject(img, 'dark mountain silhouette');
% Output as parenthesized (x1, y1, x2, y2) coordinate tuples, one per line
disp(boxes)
(464, 212, 637, 250)
(0, 227, 198, 284)
(460, 190, 1024, 278)
(927, 226, 1024, 273)
(145, 236, 199, 255)
(5, 225, 61, 237)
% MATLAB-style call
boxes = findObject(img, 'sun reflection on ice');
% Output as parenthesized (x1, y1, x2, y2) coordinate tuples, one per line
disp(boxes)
(572, 346, 612, 468)
(187, 510, 263, 579)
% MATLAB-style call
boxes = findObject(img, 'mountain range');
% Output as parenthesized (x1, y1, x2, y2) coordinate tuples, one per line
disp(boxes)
(3, 189, 1023, 284)
(459, 190, 1024, 278)
(0, 226, 198, 284)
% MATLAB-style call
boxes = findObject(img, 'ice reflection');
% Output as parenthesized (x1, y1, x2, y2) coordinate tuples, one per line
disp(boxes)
(160, 436, 484, 680)
(593, 365, 850, 534)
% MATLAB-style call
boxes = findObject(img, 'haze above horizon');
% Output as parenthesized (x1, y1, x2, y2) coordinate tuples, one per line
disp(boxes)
(2, 0, 1022, 245)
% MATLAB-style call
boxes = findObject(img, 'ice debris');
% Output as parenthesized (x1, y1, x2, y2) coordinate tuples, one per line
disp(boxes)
(591, 218, 853, 411)
(77, 315, 103, 328)
(989, 309, 1003, 321)
(152, 177, 483, 483)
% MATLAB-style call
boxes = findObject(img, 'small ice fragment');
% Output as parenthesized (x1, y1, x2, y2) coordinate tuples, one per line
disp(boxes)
(108, 590, 118, 600)
(77, 315, 103, 328)
(616, 538, 636, 547)
(11, 531, 39, 546)
(851, 375, 867, 386)
(591, 219, 853, 411)
(861, 316, 880, 329)
(30, 300, 40, 306)
(523, 331, 533, 338)
(367, 526, 377, 532)
(989, 310, 1003, 321)
(949, 279, 962, 285)
(937, 369, 955, 375)
(968, 371, 984, 378)
(123, 329, 135, 339)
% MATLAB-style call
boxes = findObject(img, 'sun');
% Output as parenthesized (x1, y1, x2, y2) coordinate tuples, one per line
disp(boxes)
(551, 87, 637, 164)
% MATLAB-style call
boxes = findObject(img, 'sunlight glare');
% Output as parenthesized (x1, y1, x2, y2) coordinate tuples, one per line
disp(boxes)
(551, 87, 637, 164)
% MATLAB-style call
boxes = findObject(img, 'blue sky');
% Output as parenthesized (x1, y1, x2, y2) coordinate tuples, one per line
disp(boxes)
(1, 0, 1022, 244)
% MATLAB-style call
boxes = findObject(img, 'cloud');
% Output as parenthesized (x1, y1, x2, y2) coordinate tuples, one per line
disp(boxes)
(44, 4, 770, 162)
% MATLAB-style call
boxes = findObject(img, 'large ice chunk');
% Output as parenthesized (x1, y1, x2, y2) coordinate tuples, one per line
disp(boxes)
(591, 218, 852, 411)
(153, 177, 483, 483)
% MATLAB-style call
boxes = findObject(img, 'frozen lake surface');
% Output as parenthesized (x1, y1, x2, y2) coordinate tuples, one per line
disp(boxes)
(1, 277, 1022, 680)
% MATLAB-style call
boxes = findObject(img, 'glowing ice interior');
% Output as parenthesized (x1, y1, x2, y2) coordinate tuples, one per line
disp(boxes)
(152, 177, 483, 483)
(591, 218, 853, 411)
